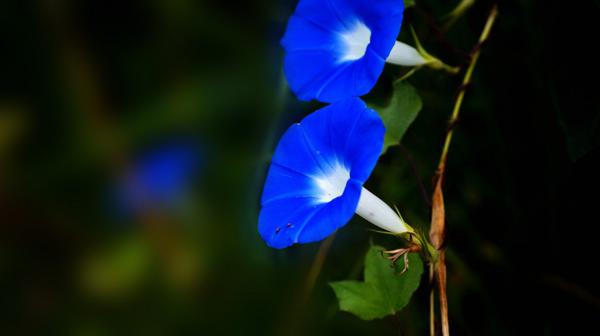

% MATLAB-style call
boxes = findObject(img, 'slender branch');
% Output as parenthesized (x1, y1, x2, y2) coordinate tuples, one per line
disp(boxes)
(429, 262, 436, 336)
(429, 5, 499, 336)
(436, 251, 449, 336)
(304, 233, 336, 297)
(437, 5, 499, 173)
(414, 5, 469, 63)
(442, 0, 476, 32)
(278, 234, 336, 336)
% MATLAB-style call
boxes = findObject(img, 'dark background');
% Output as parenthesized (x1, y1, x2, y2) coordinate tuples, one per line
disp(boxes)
(1, 0, 598, 335)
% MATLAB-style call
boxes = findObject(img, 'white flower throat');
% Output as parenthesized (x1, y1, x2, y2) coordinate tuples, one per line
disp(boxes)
(314, 163, 350, 203)
(339, 21, 371, 62)
(312, 162, 411, 234)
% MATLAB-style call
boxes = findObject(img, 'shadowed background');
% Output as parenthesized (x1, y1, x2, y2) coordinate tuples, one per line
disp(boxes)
(1, 0, 598, 335)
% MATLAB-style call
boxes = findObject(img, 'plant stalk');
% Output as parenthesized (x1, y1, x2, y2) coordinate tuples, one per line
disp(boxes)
(429, 5, 498, 336)
(437, 5, 498, 171)
(429, 262, 436, 336)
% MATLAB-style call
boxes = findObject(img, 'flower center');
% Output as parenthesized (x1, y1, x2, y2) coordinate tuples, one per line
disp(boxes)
(339, 21, 371, 62)
(313, 163, 350, 203)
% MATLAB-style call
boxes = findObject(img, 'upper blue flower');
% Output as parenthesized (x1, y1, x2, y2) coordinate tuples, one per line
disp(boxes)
(281, 0, 404, 103)
(259, 98, 384, 248)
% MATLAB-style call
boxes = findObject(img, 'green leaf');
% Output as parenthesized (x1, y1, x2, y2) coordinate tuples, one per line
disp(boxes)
(330, 245, 424, 320)
(371, 82, 422, 155)
(403, 0, 416, 8)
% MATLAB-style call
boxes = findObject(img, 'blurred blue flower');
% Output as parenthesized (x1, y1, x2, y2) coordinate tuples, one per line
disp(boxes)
(116, 142, 202, 215)
(259, 98, 412, 249)
(281, 0, 405, 102)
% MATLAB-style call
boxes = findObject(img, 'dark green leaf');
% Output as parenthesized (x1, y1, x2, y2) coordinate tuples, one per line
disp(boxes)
(371, 82, 422, 155)
(330, 244, 424, 320)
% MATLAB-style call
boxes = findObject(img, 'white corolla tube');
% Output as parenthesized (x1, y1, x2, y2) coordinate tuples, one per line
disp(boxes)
(355, 187, 413, 234)
(385, 41, 428, 66)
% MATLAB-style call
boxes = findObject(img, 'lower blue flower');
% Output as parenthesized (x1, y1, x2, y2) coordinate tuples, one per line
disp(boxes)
(259, 98, 411, 249)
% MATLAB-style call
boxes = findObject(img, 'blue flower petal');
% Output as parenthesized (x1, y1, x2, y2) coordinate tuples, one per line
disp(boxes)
(296, 179, 362, 243)
(342, 102, 386, 182)
(259, 198, 326, 249)
(115, 141, 202, 215)
(260, 163, 319, 206)
(281, 0, 404, 102)
(259, 98, 384, 248)
(299, 98, 385, 182)
(270, 123, 335, 178)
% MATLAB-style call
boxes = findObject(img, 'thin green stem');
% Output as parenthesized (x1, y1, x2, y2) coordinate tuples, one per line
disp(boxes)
(438, 5, 498, 171)
(409, 26, 460, 76)
(304, 233, 336, 297)
(443, 0, 476, 31)
(432, 6, 498, 336)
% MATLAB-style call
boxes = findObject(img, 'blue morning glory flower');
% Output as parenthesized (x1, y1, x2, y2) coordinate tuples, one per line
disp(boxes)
(115, 142, 202, 214)
(259, 98, 412, 249)
(281, 0, 427, 103)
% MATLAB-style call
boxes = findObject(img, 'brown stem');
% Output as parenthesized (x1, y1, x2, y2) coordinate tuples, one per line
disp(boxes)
(429, 263, 436, 336)
(429, 172, 446, 250)
(436, 251, 449, 336)
(428, 5, 499, 336)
